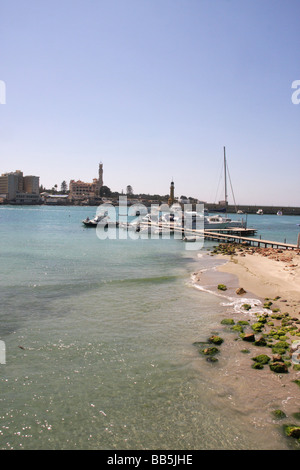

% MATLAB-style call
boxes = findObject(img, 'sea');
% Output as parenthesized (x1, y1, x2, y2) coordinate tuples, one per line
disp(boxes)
(0, 205, 299, 450)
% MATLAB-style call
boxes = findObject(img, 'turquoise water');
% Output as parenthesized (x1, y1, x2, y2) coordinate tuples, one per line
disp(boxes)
(244, 213, 300, 245)
(0, 206, 299, 450)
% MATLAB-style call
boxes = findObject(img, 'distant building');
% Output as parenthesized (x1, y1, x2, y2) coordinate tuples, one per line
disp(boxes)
(23, 175, 39, 195)
(69, 162, 104, 201)
(0, 170, 40, 203)
(42, 194, 69, 205)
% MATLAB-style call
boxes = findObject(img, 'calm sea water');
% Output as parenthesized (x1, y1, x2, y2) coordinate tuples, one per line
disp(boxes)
(0, 206, 299, 450)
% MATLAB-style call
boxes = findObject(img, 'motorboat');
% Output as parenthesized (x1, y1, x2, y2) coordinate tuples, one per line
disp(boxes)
(277, 210, 283, 216)
(256, 209, 263, 215)
(82, 213, 119, 227)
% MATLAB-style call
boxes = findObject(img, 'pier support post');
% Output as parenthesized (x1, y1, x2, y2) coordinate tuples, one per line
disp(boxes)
(297, 233, 300, 249)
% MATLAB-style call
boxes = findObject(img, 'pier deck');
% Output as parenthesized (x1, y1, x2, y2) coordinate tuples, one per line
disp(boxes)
(139, 222, 299, 250)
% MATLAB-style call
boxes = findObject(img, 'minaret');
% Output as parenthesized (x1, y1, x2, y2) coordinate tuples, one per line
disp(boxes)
(98, 162, 103, 187)
(95, 162, 103, 197)
(168, 179, 175, 206)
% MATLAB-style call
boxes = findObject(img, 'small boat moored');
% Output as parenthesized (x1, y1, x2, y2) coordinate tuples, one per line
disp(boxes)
(82, 213, 119, 227)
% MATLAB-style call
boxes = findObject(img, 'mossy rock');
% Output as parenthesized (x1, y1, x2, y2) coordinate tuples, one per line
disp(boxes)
(283, 425, 300, 439)
(252, 362, 264, 370)
(271, 313, 285, 320)
(293, 364, 300, 371)
(254, 336, 267, 347)
(201, 347, 219, 356)
(251, 322, 264, 333)
(208, 335, 224, 345)
(206, 356, 218, 363)
(242, 333, 255, 342)
(272, 409, 286, 420)
(293, 380, 300, 387)
(231, 324, 244, 333)
(269, 362, 288, 373)
(221, 318, 235, 325)
(257, 316, 268, 324)
(237, 320, 249, 326)
(217, 284, 227, 291)
(242, 303, 252, 311)
(241, 349, 250, 353)
(271, 341, 289, 355)
(252, 354, 271, 365)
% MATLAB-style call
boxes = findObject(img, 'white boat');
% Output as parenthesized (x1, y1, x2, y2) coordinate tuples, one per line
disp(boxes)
(82, 213, 118, 227)
(204, 215, 228, 229)
(257, 209, 263, 215)
(277, 210, 283, 216)
(205, 214, 245, 229)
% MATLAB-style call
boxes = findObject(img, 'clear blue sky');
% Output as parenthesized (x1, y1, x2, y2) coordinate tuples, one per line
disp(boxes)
(1, 0, 299, 206)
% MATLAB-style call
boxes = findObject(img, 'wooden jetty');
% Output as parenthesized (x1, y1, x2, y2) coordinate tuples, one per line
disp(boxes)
(202, 230, 298, 250)
(139, 222, 299, 250)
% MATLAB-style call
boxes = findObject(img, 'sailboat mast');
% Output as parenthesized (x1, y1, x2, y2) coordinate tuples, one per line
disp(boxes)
(224, 146, 228, 211)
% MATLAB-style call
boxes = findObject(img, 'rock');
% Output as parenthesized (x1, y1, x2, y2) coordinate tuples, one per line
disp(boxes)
(217, 284, 227, 291)
(242, 333, 255, 342)
(242, 303, 252, 311)
(208, 335, 224, 345)
(272, 354, 284, 362)
(206, 356, 218, 363)
(269, 362, 288, 373)
(272, 409, 286, 420)
(251, 322, 264, 333)
(202, 347, 219, 356)
(252, 362, 264, 369)
(236, 287, 246, 295)
(254, 336, 267, 347)
(284, 425, 300, 439)
(272, 341, 289, 355)
(221, 318, 235, 325)
(252, 354, 271, 365)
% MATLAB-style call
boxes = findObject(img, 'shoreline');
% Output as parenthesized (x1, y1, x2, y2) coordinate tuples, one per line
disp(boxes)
(215, 245, 300, 319)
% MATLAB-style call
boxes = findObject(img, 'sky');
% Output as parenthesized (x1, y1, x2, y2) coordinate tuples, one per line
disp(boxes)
(0, 0, 299, 206)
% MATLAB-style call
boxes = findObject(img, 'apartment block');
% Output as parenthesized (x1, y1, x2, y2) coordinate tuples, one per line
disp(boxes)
(0, 170, 40, 203)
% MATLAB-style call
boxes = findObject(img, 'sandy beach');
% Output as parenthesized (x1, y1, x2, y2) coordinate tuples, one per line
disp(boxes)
(216, 245, 300, 319)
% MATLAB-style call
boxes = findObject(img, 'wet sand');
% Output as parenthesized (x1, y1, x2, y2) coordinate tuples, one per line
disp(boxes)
(191, 246, 300, 450)
(216, 246, 300, 319)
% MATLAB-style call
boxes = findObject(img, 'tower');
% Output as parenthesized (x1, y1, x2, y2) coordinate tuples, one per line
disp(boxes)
(98, 162, 103, 187)
(168, 179, 175, 206)
(95, 162, 103, 197)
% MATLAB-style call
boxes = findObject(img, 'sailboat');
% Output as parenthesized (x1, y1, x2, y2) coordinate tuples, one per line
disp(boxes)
(205, 147, 246, 229)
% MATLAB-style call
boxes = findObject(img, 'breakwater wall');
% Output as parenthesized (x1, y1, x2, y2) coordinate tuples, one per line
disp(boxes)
(205, 204, 300, 216)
